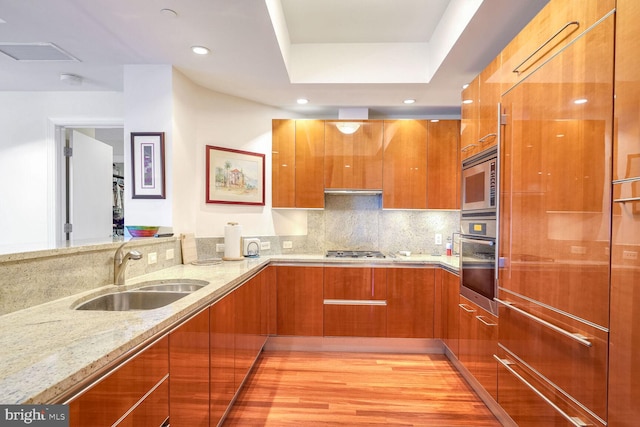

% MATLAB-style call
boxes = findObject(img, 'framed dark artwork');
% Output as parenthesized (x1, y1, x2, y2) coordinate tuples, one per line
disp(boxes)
(205, 145, 265, 205)
(131, 132, 166, 199)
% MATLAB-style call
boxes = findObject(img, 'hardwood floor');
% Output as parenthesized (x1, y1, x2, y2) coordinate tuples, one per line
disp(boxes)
(223, 351, 501, 426)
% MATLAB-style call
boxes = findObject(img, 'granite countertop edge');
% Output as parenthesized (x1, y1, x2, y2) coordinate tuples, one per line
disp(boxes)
(0, 254, 459, 404)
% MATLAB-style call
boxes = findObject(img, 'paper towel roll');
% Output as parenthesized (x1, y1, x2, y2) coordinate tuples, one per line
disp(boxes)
(223, 222, 244, 260)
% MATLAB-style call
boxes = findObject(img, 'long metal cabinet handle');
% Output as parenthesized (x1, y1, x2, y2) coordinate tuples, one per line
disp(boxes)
(493, 356, 590, 427)
(461, 143, 478, 152)
(476, 315, 498, 326)
(461, 237, 495, 246)
(495, 298, 592, 347)
(512, 21, 580, 74)
(613, 197, 640, 203)
(458, 303, 476, 313)
(478, 133, 497, 143)
(324, 299, 387, 306)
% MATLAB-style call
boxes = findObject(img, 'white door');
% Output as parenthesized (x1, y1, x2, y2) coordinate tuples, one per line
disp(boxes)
(69, 130, 113, 241)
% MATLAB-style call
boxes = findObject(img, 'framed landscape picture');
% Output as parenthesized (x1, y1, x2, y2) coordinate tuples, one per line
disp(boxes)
(131, 132, 166, 199)
(205, 145, 265, 205)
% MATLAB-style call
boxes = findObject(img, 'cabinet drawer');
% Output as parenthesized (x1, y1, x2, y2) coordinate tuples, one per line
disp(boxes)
(324, 303, 386, 337)
(117, 378, 169, 427)
(500, 0, 615, 89)
(497, 293, 608, 420)
(496, 347, 605, 427)
(324, 267, 386, 300)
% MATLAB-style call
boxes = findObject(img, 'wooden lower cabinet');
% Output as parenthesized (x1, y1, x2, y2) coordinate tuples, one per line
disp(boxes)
(441, 270, 460, 355)
(169, 308, 210, 427)
(69, 336, 169, 427)
(458, 296, 497, 400)
(276, 266, 324, 336)
(386, 268, 435, 338)
(210, 292, 235, 426)
(324, 267, 387, 337)
(234, 274, 265, 389)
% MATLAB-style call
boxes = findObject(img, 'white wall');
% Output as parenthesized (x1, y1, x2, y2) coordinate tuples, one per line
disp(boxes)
(171, 69, 308, 238)
(0, 91, 123, 252)
(123, 65, 174, 230)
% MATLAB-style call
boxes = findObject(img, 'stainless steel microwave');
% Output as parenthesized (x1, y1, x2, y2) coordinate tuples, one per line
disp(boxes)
(461, 150, 497, 213)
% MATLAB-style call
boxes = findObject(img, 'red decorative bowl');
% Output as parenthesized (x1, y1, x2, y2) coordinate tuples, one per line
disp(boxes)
(126, 226, 159, 237)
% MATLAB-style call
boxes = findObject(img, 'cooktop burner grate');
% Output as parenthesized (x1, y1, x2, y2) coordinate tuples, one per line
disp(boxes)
(326, 250, 386, 258)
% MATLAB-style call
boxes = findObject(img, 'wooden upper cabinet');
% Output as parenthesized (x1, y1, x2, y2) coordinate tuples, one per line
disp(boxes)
(271, 119, 324, 209)
(295, 120, 325, 208)
(460, 76, 479, 161)
(500, 0, 615, 89)
(613, 0, 640, 182)
(272, 119, 295, 208)
(382, 120, 428, 209)
(427, 120, 460, 209)
(324, 120, 383, 190)
(477, 56, 501, 153)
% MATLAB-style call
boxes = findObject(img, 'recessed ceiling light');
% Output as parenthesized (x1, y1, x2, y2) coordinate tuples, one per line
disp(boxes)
(60, 73, 83, 86)
(191, 46, 210, 55)
(462, 84, 469, 89)
(430, 119, 440, 123)
(403, 99, 416, 104)
(574, 98, 588, 105)
(296, 98, 309, 105)
(462, 99, 473, 104)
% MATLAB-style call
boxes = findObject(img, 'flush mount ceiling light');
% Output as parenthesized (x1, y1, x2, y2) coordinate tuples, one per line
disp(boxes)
(191, 46, 210, 55)
(336, 122, 361, 135)
(296, 98, 309, 104)
(60, 73, 83, 86)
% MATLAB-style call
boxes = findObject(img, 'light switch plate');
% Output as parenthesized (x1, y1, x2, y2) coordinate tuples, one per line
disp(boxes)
(216, 243, 225, 252)
(283, 241, 293, 249)
(148, 252, 157, 264)
(435, 234, 442, 245)
(260, 241, 271, 250)
(166, 249, 174, 260)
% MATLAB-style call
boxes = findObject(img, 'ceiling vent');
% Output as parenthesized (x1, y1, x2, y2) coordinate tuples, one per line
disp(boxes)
(0, 42, 79, 61)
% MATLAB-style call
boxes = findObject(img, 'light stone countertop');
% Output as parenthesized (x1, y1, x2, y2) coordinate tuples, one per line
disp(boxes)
(0, 254, 459, 404)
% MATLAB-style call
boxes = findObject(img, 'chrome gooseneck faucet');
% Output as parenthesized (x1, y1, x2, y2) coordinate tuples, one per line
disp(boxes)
(114, 242, 143, 285)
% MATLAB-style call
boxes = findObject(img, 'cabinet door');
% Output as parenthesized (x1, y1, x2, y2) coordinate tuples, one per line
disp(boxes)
(473, 304, 498, 400)
(324, 120, 383, 190)
(210, 292, 235, 426)
(477, 56, 501, 152)
(382, 120, 428, 209)
(69, 336, 169, 427)
(457, 297, 477, 371)
(324, 267, 387, 337)
(441, 270, 460, 355)
(272, 119, 296, 208)
(500, 0, 615, 89)
(169, 308, 210, 427)
(460, 76, 479, 161)
(609, 185, 640, 426)
(613, 0, 640, 182)
(499, 14, 613, 327)
(386, 268, 435, 338)
(295, 120, 325, 208)
(427, 120, 460, 209)
(235, 274, 263, 389)
(276, 266, 324, 336)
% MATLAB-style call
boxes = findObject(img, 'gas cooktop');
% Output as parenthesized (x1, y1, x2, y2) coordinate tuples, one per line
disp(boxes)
(326, 250, 386, 259)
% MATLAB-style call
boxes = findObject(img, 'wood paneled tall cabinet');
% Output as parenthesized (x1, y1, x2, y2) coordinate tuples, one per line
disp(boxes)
(324, 120, 383, 190)
(497, 2, 614, 425)
(609, 0, 640, 425)
(460, 76, 479, 160)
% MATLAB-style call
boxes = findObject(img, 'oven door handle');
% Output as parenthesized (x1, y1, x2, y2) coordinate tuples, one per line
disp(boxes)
(460, 237, 495, 246)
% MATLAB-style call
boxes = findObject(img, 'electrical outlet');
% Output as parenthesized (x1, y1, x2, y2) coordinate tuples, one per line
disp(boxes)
(148, 252, 157, 264)
(435, 234, 442, 245)
(623, 250, 638, 260)
(216, 243, 225, 252)
(283, 241, 293, 249)
(166, 249, 174, 260)
(260, 241, 271, 250)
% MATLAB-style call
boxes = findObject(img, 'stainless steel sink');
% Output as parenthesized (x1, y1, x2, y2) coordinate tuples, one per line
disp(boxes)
(136, 281, 207, 292)
(75, 291, 189, 311)
(74, 279, 209, 311)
